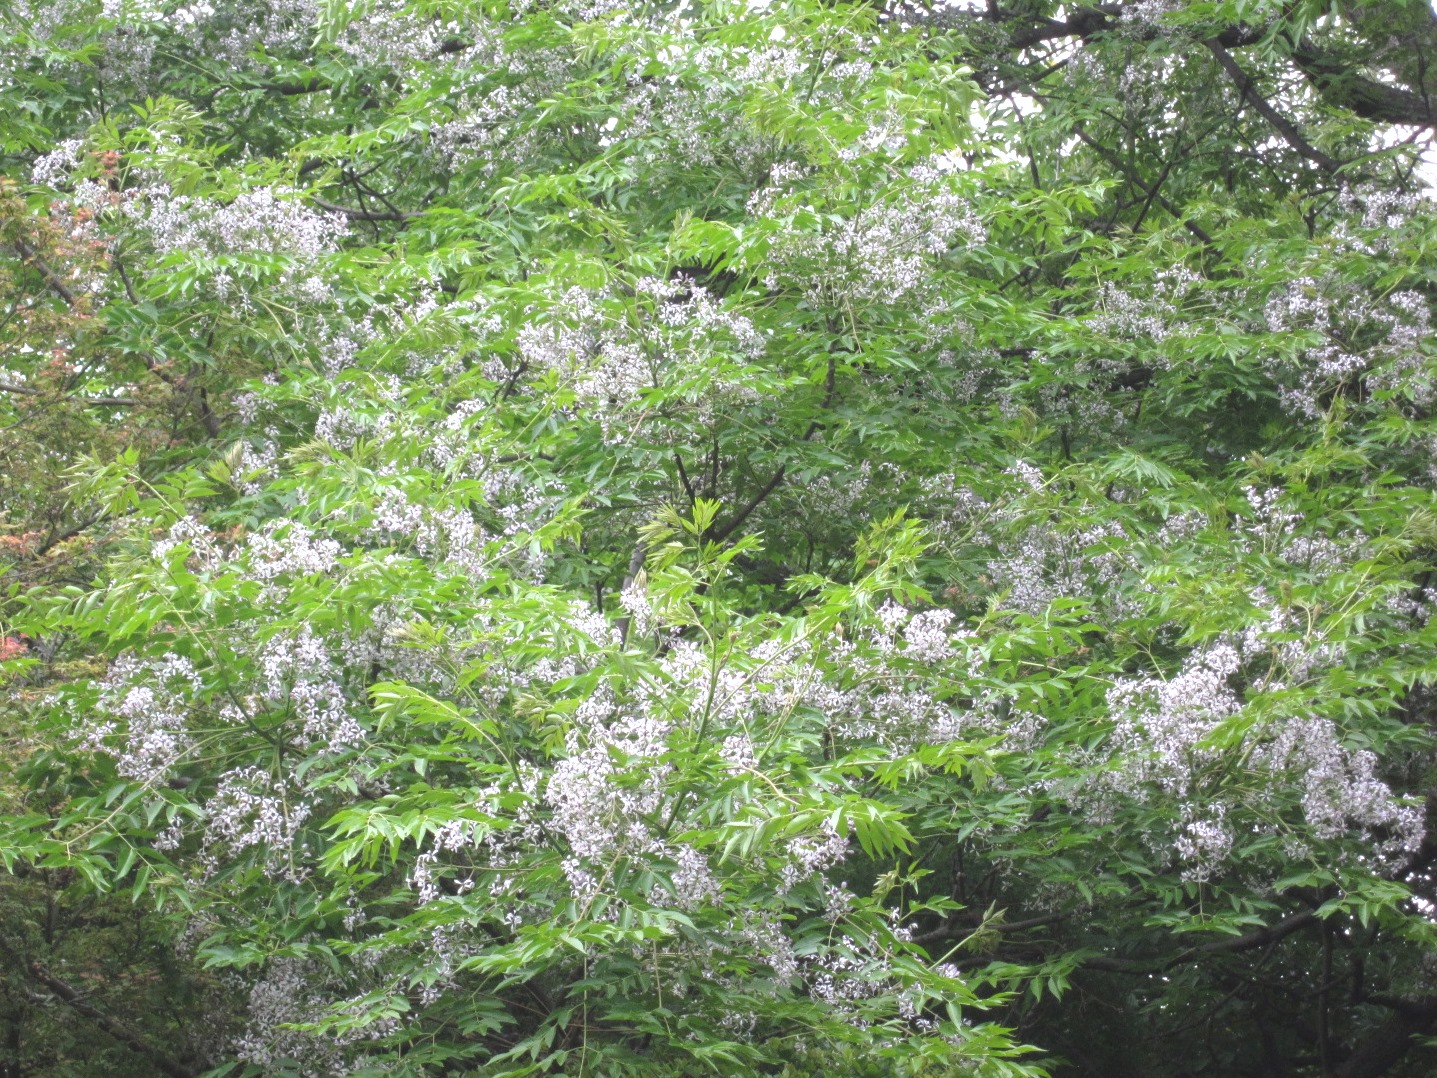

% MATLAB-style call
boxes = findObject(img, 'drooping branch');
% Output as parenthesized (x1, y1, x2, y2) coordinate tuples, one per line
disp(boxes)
(957, 4, 1437, 128)
(1075, 909, 1320, 973)
(311, 196, 422, 222)
(1182, 909, 1318, 959)
(24, 961, 196, 1078)
(1205, 40, 1345, 171)
(1335, 995, 1437, 1078)
(1070, 128, 1222, 251)
(8, 238, 80, 308)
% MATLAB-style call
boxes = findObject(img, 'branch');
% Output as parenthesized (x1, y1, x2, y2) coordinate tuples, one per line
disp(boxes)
(27, 961, 197, 1078)
(1076, 909, 1320, 974)
(993, 5, 1263, 51)
(914, 909, 1070, 947)
(706, 350, 839, 546)
(673, 452, 697, 506)
(1291, 38, 1437, 128)
(706, 463, 788, 546)
(614, 540, 648, 646)
(9, 238, 79, 308)
(1071, 127, 1222, 252)
(114, 255, 141, 305)
(264, 76, 332, 95)
(981, 5, 1435, 127)
(1184, 909, 1318, 958)
(1336, 995, 1437, 1078)
(1006, 5, 1123, 50)
(312, 196, 421, 222)
(0, 380, 138, 406)
(1206, 40, 1344, 171)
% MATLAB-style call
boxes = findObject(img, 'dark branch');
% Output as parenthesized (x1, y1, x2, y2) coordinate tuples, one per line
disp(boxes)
(979, 5, 1436, 128)
(26, 960, 197, 1078)
(9, 238, 80, 308)
(1291, 38, 1437, 128)
(706, 350, 839, 545)
(1076, 909, 1320, 974)
(1071, 127, 1222, 251)
(311, 196, 422, 222)
(1336, 995, 1437, 1078)
(1206, 40, 1345, 171)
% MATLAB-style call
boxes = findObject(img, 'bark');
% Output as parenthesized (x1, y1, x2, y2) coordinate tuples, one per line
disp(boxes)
(966, 3, 1437, 128)
(24, 962, 196, 1078)
(1334, 997, 1437, 1078)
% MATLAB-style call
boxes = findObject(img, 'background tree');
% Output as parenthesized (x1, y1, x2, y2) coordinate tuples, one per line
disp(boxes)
(2, 0, 1436, 1074)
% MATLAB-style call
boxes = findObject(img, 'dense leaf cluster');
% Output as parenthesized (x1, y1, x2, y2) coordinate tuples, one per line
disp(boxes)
(3, 0, 1437, 1075)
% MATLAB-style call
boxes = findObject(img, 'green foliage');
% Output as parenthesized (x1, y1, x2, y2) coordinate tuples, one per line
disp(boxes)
(3, 0, 1437, 1075)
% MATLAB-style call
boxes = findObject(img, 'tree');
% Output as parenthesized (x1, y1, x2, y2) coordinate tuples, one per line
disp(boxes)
(1, 0, 1436, 1074)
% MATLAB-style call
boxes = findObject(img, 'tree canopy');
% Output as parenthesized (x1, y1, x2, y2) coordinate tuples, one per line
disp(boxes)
(3, 0, 1437, 1075)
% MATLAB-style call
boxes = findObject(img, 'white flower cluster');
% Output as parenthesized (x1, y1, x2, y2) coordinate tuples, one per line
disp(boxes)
(1087, 266, 1199, 346)
(613, 35, 845, 174)
(1118, 0, 1184, 29)
(544, 693, 673, 900)
(232, 437, 278, 496)
(30, 138, 85, 187)
(201, 766, 312, 878)
(411, 816, 486, 905)
(234, 958, 342, 1077)
(258, 628, 364, 754)
(1263, 276, 1434, 417)
(1251, 716, 1423, 866)
(1237, 586, 1344, 689)
(667, 844, 722, 910)
(1237, 484, 1302, 551)
(232, 957, 391, 1078)
(366, 486, 489, 578)
(656, 638, 762, 726)
(750, 157, 985, 305)
(330, 0, 487, 69)
(117, 185, 345, 304)
(1106, 643, 1243, 801)
(763, 604, 987, 747)
(1332, 184, 1431, 255)
(515, 287, 648, 423)
(737, 913, 800, 984)
(1155, 509, 1207, 546)
(1172, 806, 1233, 883)
(1093, 620, 1422, 879)
(337, 602, 458, 692)
(432, 84, 548, 176)
(1238, 485, 1364, 585)
(82, 654, 203, 783)
(245, 520, 344, 583)
(987, 519, 1138, 618)
(619, 577, 658, 638)
(126, 185, 345, 259)
(152, 515, 224, 571)
(513, 279, 766, 439)
(778, 820, 849, 893)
